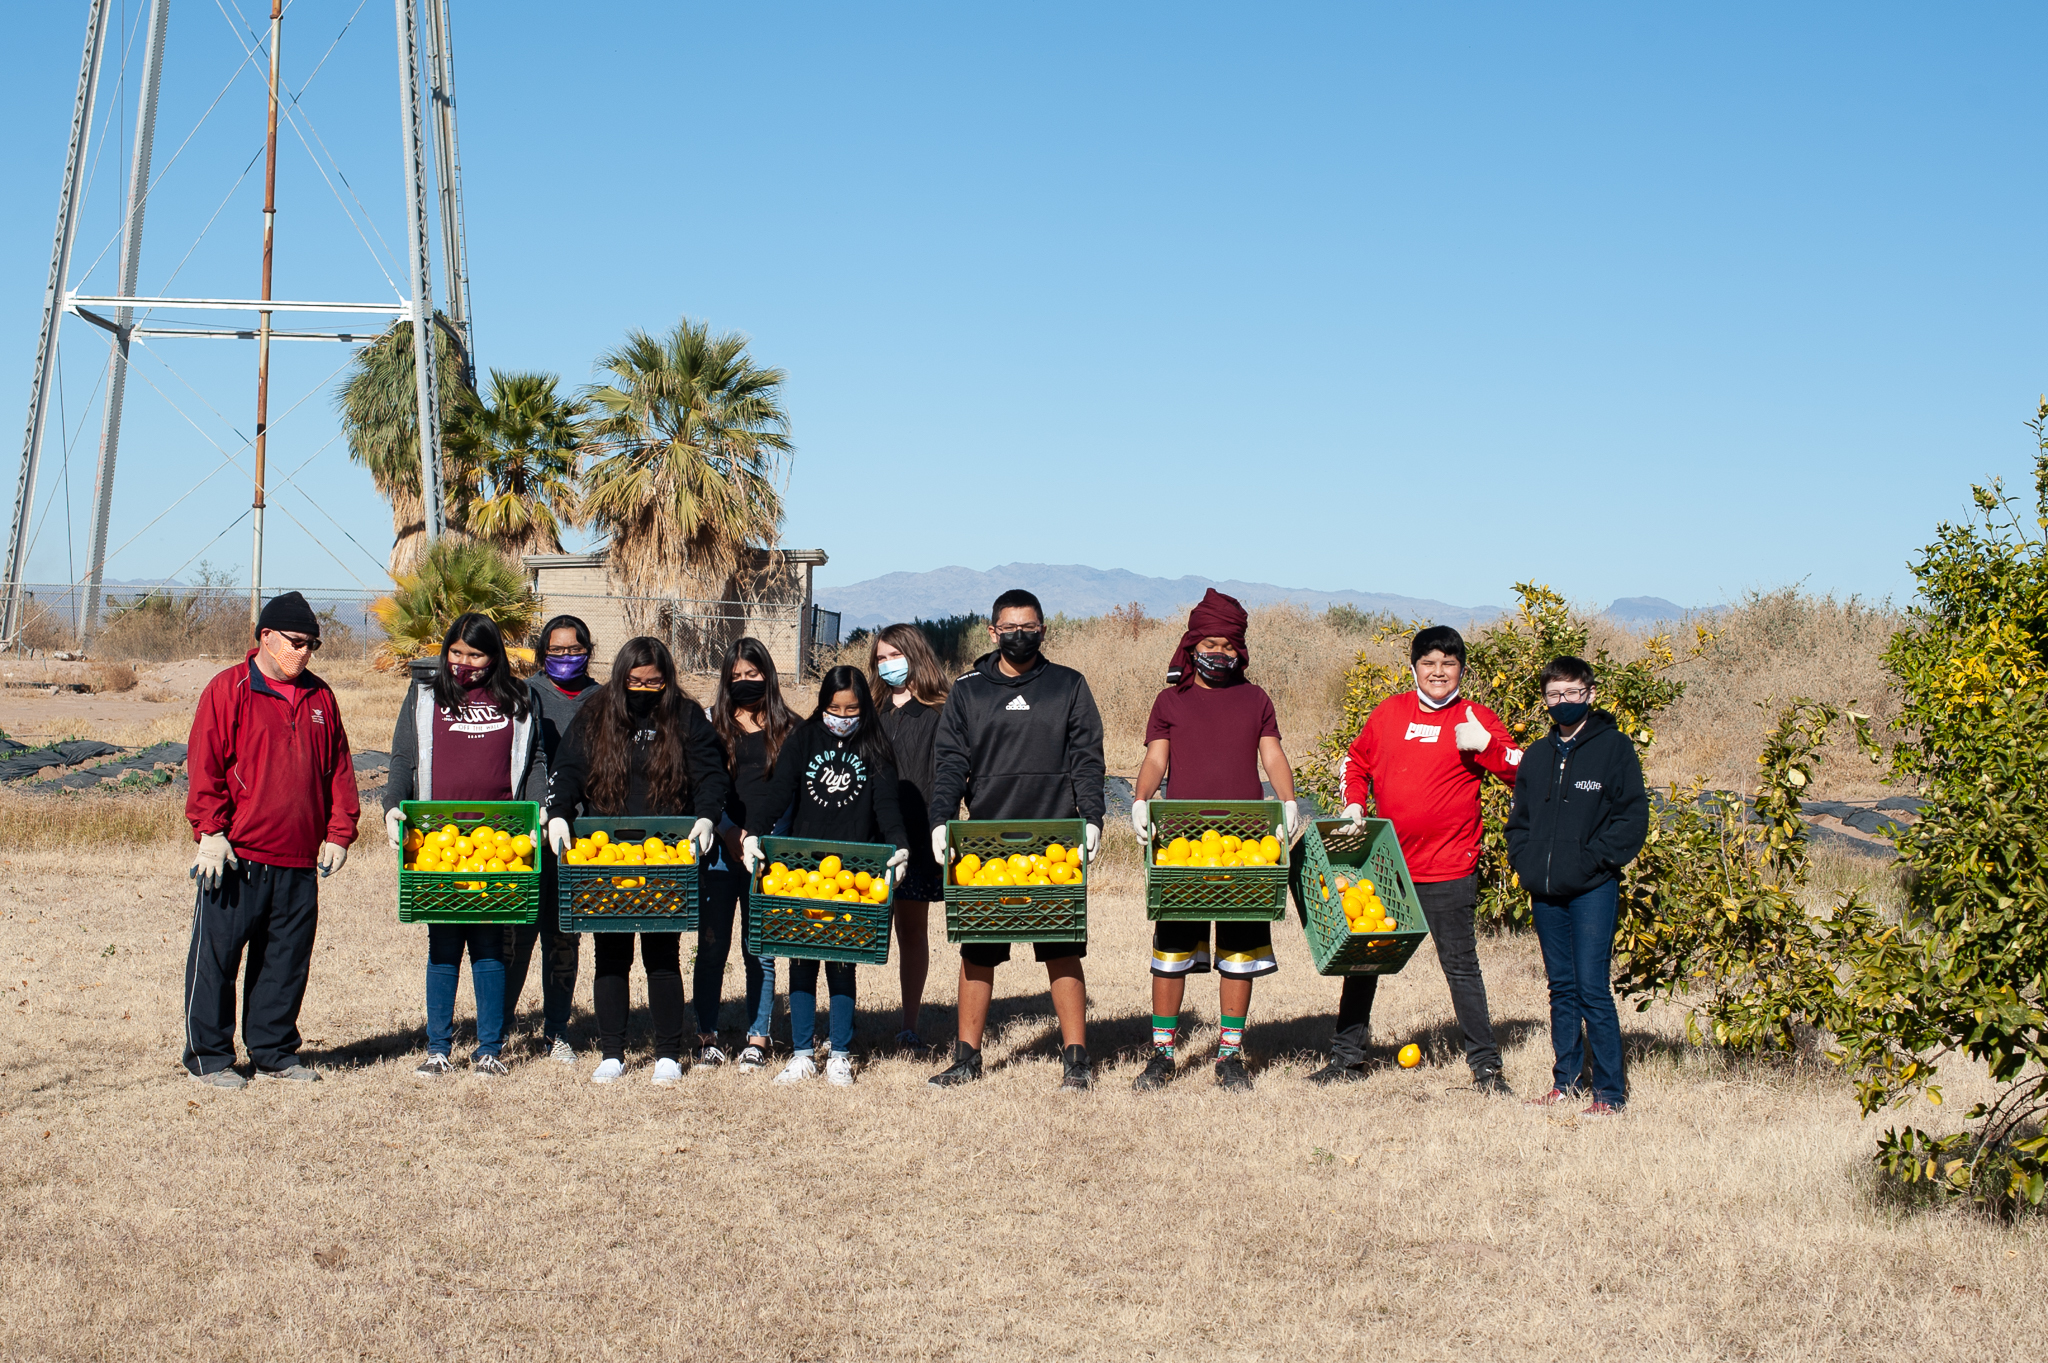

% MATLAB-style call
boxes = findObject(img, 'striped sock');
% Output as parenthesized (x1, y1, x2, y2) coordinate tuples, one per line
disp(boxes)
(1151, 1014, 1177, 1056)
(1218, 1015, 1247, 1059)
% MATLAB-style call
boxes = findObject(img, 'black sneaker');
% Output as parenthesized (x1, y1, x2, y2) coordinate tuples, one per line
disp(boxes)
(412, 1054, 454, 1080)
(1215, 1054, 1254, 1092)
(1059, 1043, 1091, 1091)
(927, 1041, 983, 1088)
(1306, 1060, 1368, 1086)
(895, 1029, 933, 1059)
(693, 1042, 728, 1072)
(735, 1043, 769, 1074)
(1473, 1069, 1514, 1097)
(1132, 1048, 1176, 1092)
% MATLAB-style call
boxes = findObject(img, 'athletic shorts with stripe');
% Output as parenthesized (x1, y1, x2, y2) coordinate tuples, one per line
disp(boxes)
(1150, 919, 1277, 978)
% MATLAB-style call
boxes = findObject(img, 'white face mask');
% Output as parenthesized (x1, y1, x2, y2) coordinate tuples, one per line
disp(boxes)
(877, 657, 910, 687)
(822, 712, 860, 737)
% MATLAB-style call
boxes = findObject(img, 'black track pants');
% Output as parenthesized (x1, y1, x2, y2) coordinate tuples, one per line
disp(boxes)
(182, 860, 320, 1076)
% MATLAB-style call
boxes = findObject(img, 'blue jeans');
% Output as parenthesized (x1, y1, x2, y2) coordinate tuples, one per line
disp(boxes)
(1531, 878, 1625, 1106)
(426, 923, 506, 1058)
(786, 958, 855, 1056)
(693, 866, 773, 1039)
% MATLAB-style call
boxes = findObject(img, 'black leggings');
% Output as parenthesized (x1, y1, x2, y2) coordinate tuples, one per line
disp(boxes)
(592, 932, 686, 1063)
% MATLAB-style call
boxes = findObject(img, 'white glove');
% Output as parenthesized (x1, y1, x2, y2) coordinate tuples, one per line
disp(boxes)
(741, 835, 763, 874)
(1129, 798, 1151, 841)
(1340, 803, 1366, 834)
(1083, 823, 1100, 863)
(885, 846, 909, 886)
(1454, 705, 1491, 754)
(1281, 799, 1299, 839)
(689, 817, 715, 856)
(317, 841, 348, 877)
(547, 817, 571, 855)
(931, 825, 951, 866)
(190, 832, 238, 892)
(384, 807, 407, 849)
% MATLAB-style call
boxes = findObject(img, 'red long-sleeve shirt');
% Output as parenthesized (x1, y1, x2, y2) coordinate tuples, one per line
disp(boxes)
(1342, 691, 1520, 883)
(185, 651, 360, 868)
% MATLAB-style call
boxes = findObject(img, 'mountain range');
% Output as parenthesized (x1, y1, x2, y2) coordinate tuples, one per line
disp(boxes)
(815, 564, 1718, 631)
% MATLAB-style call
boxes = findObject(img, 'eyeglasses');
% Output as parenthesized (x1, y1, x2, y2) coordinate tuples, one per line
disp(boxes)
(1543, 686, 1592, 703)
(544, 645, 587, 657)
(271, 632, 320, 653)
(625, 682, 666, 692)
(995, 627, 1044, 638)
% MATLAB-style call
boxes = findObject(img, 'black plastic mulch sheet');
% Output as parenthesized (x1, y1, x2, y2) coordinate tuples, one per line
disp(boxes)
(0, 739, 124, 783)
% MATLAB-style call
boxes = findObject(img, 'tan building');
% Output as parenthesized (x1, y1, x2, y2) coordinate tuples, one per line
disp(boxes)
(520, 547, 833, 680)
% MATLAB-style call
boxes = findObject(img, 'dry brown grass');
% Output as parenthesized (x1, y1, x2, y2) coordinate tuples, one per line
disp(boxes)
(0, 789, 191, 851)
(2, 831, 2041, 1360)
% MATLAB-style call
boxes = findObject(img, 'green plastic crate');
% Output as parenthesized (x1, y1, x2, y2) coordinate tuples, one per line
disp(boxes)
(557, 816, 702, 933)
(1143, 800, 1290, 922)
(943, 819, 1089, 944)
(745, 836, 896, 964)
(1288, 817, 1428, 976)
(396, 800, 542, 926)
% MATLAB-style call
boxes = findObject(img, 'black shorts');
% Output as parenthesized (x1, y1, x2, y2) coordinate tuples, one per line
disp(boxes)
(1150, 919, 1278, 978)
(959, 940, 1088, 968)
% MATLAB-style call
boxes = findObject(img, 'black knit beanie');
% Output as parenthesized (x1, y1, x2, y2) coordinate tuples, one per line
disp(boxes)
(255, 590, 320, 640)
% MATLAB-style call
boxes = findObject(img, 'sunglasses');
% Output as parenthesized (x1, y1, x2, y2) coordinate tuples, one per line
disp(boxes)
(269, 632, 321, 653)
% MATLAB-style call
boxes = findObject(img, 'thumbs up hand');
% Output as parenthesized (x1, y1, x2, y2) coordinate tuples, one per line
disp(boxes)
(1454, 705, 1491, 753)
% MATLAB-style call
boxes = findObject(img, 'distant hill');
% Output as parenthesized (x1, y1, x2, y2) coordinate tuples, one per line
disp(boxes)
(815, 563, 1500, 631)
(1605, 596, 1724, 624)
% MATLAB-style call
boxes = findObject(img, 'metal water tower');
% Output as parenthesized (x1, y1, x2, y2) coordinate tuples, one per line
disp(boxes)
(1, 0, 474, 643)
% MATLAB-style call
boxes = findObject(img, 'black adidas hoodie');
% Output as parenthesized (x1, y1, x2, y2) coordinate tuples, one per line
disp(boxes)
(928, 651, 1107, 828)
(1503, 709, 1648, 900)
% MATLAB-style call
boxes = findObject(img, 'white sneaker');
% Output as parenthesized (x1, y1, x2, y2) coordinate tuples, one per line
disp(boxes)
(547, 1035, 576, 1065)
(773, 1052, 818, 1085)
(825, 1054, 855, 1087)
(651, 1058, 684, 1086)
(591, 1057, 625, 1084)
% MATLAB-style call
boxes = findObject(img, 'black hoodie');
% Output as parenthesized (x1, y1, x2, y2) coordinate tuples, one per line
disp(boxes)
(928, 651, 1107, 828)
(748, 718, 909, 851)
(1503, 709, 1648, 900)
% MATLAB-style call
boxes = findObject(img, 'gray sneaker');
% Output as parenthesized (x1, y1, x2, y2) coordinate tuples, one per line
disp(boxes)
(256, 1062, 321, 1083)
(188, 1067, 246, 1090)
(546, 1035, 576, 1065)
(472, 1054, 510, 1078)
(413, 1054, 455, 1079)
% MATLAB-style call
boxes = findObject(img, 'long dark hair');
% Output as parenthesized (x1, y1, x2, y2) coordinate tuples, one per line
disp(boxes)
(582, 636, 694, 816)
(711, 636, 798, 778)
(431, 612, 530, 719)
(811, 665, 897, 773)
(871, 622, 950, 708)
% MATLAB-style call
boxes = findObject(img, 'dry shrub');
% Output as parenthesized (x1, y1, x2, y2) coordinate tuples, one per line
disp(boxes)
(0, 789, 188, 849)
(88, 661, 138, 694)
(1649, 589, 1903, 797)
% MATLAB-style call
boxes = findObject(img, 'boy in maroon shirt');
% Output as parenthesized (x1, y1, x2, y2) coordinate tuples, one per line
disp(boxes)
(1130, 590, 1300, 1093)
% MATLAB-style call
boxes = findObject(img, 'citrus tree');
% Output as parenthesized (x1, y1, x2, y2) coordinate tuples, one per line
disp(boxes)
(1822, 408, 2048, 1215)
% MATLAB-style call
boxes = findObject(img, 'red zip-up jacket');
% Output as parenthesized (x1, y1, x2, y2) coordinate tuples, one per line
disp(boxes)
(1342, 691, 1521, 882)
(185, 650, 360, 868)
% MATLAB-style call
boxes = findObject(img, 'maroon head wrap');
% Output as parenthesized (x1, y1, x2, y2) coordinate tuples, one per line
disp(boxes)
(1168, 588, 1250, 688)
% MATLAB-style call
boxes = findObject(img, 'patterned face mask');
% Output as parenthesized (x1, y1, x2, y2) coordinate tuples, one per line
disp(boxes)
(822, 712, 860, 737)
(448, 660, 492, 687)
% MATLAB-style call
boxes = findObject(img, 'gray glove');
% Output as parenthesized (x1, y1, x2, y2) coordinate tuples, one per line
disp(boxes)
(317, 841, 348, 878)
(689, 817, 716, 857)
(885, 846, 909, 886)
(190, 832, 237, 892)
(383, 807, 407, 850)
(930, 825, 951, 866)
(547, 817, 572, 855)
(741, 835, 763, 875)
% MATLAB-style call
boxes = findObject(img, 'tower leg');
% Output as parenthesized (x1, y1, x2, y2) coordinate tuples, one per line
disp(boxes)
(396, 0, 443, 547)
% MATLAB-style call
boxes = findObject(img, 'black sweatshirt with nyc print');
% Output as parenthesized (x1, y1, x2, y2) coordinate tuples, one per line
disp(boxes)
(748, 718, 909, 851)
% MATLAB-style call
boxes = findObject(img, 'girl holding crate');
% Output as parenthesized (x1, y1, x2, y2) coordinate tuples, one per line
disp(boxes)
(868, 624, 952, 1056)
(544, 637, 730, 1086)
(700, 637, 801, 1073)
(384, 613, 548, 1079)
(741, 666, 911, 1086)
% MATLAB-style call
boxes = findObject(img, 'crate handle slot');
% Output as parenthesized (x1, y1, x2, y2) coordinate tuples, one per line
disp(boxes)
(999, 831, 1036, 843)
(1201, 874, 1234, 883)
(609, 828, 648, 841)
(997, 895, 1032, 906)
(451, 811, 486, 821)
(1197, 808, 1232, 817)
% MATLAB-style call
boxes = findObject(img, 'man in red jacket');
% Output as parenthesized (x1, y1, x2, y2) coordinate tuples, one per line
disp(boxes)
(1311, 625, 1520, 1092)
(182, 592, 360, 1088)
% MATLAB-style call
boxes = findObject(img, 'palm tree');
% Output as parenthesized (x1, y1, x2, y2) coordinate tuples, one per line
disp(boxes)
(445, 370, 586, 559)
(372, 538, 540, 663)
(580, 318, 791, 601)
(335, 316, 476, 574)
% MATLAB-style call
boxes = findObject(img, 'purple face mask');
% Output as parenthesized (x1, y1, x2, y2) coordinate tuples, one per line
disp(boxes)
(544, 653, 588, 682)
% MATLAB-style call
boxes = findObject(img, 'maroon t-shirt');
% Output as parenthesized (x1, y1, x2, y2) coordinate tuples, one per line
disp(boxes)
(1143, 681, 1280, 800)
(431, 686, 514, 800)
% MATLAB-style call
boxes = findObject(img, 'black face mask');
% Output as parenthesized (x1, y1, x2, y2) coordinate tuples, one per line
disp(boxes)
(728, 679, 768, 707)
(996, 629, 1043, 665)
(626, 687, 664, 718)
(1193, 651, 1240, 680)
(1547, 700, 1591, 727)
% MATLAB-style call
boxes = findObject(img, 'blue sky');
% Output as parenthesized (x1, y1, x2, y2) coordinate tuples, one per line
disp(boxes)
(1, 2, 2042, 612)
